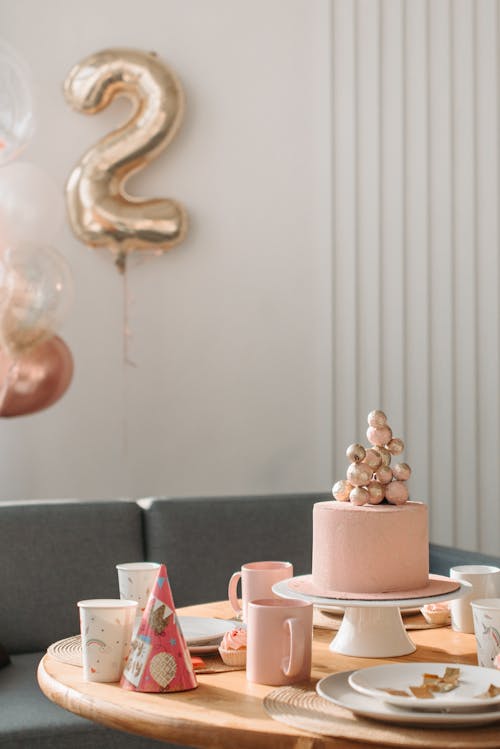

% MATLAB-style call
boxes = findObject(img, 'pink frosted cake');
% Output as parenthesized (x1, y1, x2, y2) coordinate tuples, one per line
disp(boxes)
(312, 500, 429, 595)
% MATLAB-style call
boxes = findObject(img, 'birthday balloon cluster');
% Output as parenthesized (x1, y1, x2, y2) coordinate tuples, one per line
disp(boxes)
(332, 410, 412, 506)
(0, 40, 74, 417)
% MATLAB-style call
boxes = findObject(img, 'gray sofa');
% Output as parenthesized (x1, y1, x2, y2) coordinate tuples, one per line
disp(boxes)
(0, 492, 325, 748)
(1, 493, 499, 749)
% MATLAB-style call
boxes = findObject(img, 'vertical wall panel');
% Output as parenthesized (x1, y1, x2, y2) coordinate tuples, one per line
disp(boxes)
(380, 0, 405, 432)
(452, 0, 478, 550)
(332, 0, 500, 551)
(476, 0, 500, 555)
(404, 0, 431, 511)
(333, 0, 358, 480)
(356, 0, 382, 434)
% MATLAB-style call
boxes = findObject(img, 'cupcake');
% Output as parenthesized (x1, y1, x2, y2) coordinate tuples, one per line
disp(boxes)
(218, 628, 247, 666)
(420, 602, 451, 626)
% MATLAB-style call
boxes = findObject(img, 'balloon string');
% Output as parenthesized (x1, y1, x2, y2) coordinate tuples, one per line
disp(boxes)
(0, 359, 19, 412)
(121, 255, 136, 468)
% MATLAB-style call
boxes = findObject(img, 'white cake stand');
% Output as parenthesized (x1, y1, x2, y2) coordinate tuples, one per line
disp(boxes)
(273, 576, 471, 658)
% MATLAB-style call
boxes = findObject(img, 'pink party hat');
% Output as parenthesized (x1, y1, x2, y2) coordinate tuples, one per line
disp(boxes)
(120, 564, 197, 692)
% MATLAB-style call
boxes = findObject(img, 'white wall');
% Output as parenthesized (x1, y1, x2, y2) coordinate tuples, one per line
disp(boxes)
(3, 0, 499, 557)
(331, 0, 500, 556)
(0, 0, 333, 500)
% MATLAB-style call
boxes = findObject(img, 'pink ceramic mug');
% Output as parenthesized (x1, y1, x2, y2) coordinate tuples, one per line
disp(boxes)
(246, 598, 313, 686)
(228, 561, 293, 622)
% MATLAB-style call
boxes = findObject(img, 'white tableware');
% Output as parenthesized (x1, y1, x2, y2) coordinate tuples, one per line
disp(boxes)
(116, 562, 161, 614)
(188, 640, 223, 654)
(178, 616, 238, 645)
(450, 566, 500, 633)
(348, 662, 500, 711)
(471, 598, 500, 667)
(316, 671, 500, 727)
(77, 598, 137, 682)
(273, 576, 469, 658)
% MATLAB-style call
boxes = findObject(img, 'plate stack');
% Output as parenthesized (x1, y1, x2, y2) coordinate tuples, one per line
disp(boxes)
(316, 663, 500, 727)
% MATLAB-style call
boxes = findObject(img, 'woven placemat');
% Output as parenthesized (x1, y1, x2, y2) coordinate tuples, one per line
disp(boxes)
(46, 635, 243, 674)
(313, 608, 449, 631)
(264, 686, 500, 748)
(47, 635, 82, 666)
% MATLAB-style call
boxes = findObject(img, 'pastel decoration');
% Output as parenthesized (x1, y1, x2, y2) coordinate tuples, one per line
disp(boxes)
(332, 479, 352, 502)
(346, 462, 372, 487)
(367, 409, 387, 428)
(349, 487, 369, 506)
(120, 563, 197, 693)
(364, 448, 382, 471)
(384, 480, 409, 505)
(366, 425, 392, 447)
(345, 443, 365, 463)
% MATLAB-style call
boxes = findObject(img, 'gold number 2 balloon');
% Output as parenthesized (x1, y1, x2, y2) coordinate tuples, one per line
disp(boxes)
(64, 48, 187, 272)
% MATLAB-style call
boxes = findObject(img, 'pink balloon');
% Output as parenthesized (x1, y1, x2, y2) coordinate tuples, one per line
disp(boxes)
(0, 335, 73, 417)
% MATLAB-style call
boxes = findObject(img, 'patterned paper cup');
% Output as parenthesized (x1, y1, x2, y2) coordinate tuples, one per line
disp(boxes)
(471, 598, 500, 668)
(116, 562, 161, 614)
(78, 599, 137, 682)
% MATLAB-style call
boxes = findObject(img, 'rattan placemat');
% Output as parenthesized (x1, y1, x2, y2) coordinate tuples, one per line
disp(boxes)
(46, 635, 243, 673)
(264, 685, 500, 748)
(47, 635, 82, 666)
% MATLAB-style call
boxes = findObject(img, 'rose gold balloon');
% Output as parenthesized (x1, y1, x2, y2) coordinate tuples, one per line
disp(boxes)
(0, 335, 73, 417)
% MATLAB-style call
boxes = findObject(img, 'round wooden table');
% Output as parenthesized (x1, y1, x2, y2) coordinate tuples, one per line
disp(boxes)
(38, 600, 497, 749)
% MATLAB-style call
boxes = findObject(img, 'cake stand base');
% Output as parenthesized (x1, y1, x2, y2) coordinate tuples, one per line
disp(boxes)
(272, 576, 470, 658)
(332, 605, 415, 657)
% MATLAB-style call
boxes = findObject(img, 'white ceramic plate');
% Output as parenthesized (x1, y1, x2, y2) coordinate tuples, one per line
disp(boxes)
(178, 616, 238, 645)
(316, 671, 500, 726)
(188, 642, 221, 654)
(348, 663, 500, 712)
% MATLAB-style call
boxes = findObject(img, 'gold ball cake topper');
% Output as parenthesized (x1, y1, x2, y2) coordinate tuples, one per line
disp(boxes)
(331, 410, 412, 506)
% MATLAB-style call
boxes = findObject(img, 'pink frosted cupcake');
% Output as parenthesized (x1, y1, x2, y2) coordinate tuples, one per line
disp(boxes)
(218, 628, 247, 666)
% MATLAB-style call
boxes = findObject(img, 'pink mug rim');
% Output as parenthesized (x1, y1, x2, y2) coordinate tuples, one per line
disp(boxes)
(242, 561, 293, 571)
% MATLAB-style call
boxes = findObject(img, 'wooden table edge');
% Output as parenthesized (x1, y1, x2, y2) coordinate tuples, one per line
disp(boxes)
(37, 654, 350, 749)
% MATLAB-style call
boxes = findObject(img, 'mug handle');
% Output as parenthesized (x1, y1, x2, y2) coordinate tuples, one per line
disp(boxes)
(283, 617, 305, 678)
(228, 571, 242, 616)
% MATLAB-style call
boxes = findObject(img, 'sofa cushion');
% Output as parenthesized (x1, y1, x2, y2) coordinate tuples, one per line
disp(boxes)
(0, 642, 10, 669)
(142, 493, 328, 607)
(0, 652, 183, 749)
(429, 543, 500, 577)
(0, 500, 145, 654)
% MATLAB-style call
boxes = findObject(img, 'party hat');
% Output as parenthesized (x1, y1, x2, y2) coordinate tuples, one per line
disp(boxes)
(120, 564, 197, 692)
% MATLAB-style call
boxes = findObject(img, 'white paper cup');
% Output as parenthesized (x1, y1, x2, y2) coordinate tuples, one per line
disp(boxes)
(78, 599, 137, 682)
(471, 598, 500, 668)
(450, 565, 500, 633)
(116, 562, 160, 614)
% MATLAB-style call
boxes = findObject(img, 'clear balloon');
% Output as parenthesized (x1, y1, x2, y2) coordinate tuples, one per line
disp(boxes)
(0, 243, 74, 356)
(0, 40, 35, 166)
(0, 335, 73, 417)
(0, 162, 64, 247)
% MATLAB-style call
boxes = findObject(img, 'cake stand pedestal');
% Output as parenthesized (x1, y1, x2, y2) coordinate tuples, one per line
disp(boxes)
(272, 577, 471, 658)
